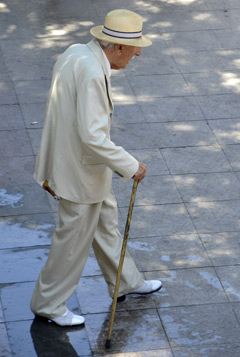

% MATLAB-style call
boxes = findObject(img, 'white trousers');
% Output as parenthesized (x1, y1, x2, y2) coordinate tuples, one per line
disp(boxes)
(30, 189, 144, 318)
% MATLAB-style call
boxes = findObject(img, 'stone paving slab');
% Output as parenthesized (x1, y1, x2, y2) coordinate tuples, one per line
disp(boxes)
(145, 268, 228, 308)
(1, 282, 37, 322)
(160, 145, 232, 174)
(145, 35, 169, 55)
(223, 144, 240, 170)
(0, 301, 4, 323)
(153, 11, 213, 32)
(101, 351, 173, 357)
(149, 121, 218, 148)
(111, 123, 159, 150)
(111, 76, 136, 102)
(82, 250, 104, 277)
(0, 323, 11, 357)
(230, 302, 240, 324)
(0, 246, 49, 283)
(127, 234, 211, 271)
(200, 232, 240, 266)
(196, 93, 240, 119)
(7, 319, 92, 357)
(215, 265, 240, 302)
(0, 281, 80, 322)
(159, 303, 240, 348)
(0, 104, 25, 130)
(119, 203, 196, 238)
(206, 10, 232, 30)
(0, 20, 40, 41)
(0, 49, 10, 82)
(1, 37, 77, 60)
(214, 29, 240, 50)
(0, 129, 33, 157)
(85, 310, 170, 354)
(130, 74, 192, 98)
(196, 0, 238, 10)
(138, 96, 206, 123)
(14, 79, 51, 104)
(0, 213, 54, 248)
(172, 172, 240, 202)
(7, 57, 54, 81)
(208, 118, 240, 145)
(124, 52, 180, 76)
(126, 149, 169, 176)
(166, 30, 223, 52)
(113, 101, 146, 124)
(0, 156, 35, 186)
(173, 50, 238, 73)
(27, 128, 43, 156)
(0, 184, 51, 216)
(0, 81, 17, 105)
(235, 171, 240, 181)
(186, 200, 240, 233)
(91, 0, 149, 16)
(76, 276, 156, 315)
(41, 0, 95, 19)
(113, 120, 219, 151)
(20, 103, 46, 129)
(172, 345, 240, 357)
(0, 38, 57, 59)
(113, 175, 182, 207)
(184, 71, 240, 96)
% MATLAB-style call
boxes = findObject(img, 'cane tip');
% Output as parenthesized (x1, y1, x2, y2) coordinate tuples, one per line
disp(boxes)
(105, 339, 111, 349)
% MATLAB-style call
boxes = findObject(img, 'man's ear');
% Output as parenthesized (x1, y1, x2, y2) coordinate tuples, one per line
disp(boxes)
(115, 44, 123, 55)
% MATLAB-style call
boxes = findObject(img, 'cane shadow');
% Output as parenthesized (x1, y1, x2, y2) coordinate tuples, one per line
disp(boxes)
(30, 317, 90, 356)
(95, 308, 132, 353)
(93, 296, 159, 354)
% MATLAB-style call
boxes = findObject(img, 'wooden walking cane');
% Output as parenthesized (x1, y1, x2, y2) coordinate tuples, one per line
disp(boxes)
(105, 179, 139, 349)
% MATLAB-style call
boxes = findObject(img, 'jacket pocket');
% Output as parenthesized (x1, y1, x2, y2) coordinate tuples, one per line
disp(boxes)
(81, 155, 102, 165)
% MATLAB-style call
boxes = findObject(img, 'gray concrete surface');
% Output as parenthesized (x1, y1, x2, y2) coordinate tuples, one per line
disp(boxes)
(1, 0, 240, 356)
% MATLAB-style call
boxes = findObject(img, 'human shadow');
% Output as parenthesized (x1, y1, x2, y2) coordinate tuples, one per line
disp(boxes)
(30, 317, 84, 357)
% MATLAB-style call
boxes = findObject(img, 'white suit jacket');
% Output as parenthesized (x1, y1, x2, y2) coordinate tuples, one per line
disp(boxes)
(33, 39, 139, 203)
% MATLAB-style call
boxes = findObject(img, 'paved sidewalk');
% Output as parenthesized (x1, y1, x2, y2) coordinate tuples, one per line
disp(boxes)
(1, 0, 240, 356)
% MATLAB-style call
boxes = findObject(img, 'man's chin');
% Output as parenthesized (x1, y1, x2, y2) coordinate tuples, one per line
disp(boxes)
(111, 64, 127, 70)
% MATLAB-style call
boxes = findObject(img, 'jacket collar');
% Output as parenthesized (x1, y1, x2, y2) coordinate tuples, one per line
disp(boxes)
(87, 39, 113, 108)
(87, 39, 110, 78)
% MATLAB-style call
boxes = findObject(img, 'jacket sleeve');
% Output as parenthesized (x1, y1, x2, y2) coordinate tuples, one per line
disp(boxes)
(76, 74, 139, 181)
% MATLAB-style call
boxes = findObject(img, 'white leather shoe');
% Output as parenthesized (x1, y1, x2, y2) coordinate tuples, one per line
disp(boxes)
(51, 308, 85, 326)
(129, 280, 162, 295)
(117, 280, 162, 302)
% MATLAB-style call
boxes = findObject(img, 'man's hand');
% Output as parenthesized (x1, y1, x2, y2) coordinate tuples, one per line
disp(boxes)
(132, 162, 147, 182)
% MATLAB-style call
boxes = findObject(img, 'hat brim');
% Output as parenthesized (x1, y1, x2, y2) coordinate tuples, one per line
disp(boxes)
(90, 25, 152, 47)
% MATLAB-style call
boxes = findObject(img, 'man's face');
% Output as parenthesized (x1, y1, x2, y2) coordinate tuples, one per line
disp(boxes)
(111, 45, 141, 70)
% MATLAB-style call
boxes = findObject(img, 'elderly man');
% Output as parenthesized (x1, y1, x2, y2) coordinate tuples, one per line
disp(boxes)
(31, 9, 162, 327)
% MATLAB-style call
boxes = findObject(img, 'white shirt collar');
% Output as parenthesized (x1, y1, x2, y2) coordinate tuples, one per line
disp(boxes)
(100, 47, 111, 77)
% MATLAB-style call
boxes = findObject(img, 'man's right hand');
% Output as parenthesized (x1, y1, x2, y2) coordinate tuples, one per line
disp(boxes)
(132, 162, 147, 182)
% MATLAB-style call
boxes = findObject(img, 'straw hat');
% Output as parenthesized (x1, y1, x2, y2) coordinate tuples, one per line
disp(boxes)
(90, 9, 152, 47)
